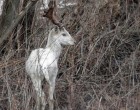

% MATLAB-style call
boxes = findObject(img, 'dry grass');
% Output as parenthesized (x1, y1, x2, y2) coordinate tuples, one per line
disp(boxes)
(0, 0, 140, 110)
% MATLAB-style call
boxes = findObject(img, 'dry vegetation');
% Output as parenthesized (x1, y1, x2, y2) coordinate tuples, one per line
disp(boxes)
(0, 0, 140, 110)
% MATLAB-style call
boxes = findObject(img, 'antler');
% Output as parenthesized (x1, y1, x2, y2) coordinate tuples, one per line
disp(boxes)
(43, 0, 63, 28)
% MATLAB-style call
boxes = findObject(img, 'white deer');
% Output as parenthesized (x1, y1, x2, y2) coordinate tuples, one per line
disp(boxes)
(25, 26, 75, 110)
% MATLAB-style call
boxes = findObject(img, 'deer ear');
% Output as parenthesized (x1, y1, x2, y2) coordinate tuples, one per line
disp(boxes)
(54, 26, 59, 33)
(59, 26, 65, 31)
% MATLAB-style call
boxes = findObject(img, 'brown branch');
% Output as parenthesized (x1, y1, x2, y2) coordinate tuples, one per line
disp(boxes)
(43, 0, 63, 27)
(0, 0, 38, 47)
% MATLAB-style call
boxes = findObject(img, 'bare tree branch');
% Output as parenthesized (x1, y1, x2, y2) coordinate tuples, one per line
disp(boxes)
(0, 0, 38, 47)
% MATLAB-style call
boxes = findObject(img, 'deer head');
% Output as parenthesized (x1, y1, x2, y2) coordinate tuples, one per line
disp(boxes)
(43, 0, 63, 28)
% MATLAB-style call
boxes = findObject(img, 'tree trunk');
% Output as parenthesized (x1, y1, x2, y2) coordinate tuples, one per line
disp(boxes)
(0, 0, 39, 46)
(0, 0, 20, 36)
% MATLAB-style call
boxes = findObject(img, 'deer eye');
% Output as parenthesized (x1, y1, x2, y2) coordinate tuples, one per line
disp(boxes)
(62, 33, 67, 36)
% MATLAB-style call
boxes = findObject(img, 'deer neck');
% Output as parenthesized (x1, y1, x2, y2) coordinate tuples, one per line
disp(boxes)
(46, 36, 62, 57)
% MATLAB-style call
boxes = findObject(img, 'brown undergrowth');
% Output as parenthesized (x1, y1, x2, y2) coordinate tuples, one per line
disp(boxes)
(0, 0, 140, 110)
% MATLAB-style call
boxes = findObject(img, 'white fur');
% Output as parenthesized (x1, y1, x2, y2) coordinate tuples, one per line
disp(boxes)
(25, 27, 75, 110)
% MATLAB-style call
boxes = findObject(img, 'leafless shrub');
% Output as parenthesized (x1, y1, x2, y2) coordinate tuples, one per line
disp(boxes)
(0, 0, 140, 110)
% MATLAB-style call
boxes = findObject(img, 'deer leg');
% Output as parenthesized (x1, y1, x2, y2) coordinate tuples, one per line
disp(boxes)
(31, 78, 46, 110)
(44, 75, 56, 110)
(48, 82, 55, 110)
(44, 67, 57, 110)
